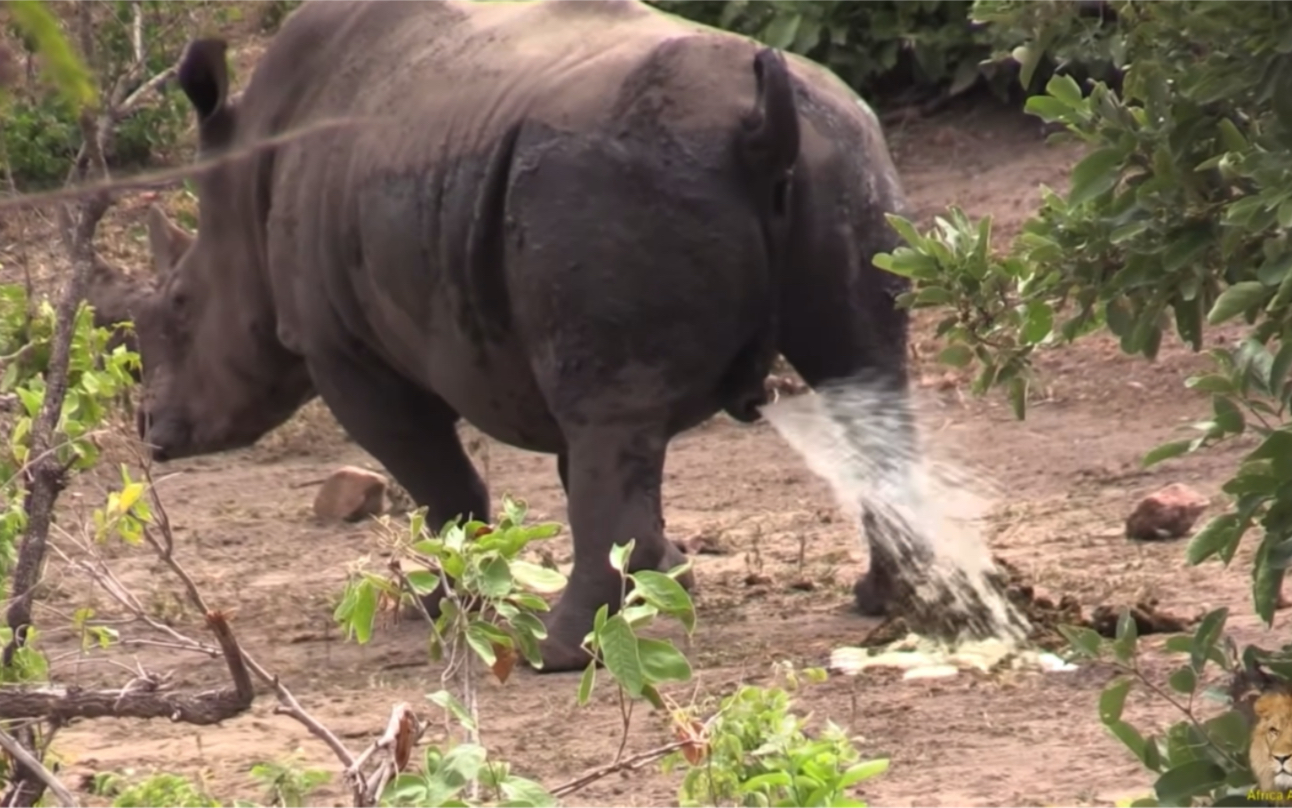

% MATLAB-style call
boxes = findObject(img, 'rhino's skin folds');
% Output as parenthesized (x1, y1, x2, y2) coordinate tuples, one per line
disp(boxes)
(106, 0, 916, 673)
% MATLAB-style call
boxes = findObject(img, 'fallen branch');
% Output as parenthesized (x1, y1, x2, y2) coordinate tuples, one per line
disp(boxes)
(0, 611, 253, 725)
(549, 740, 689, 799)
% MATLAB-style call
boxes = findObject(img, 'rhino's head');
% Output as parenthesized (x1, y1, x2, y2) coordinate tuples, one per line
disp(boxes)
(129, 38, 315, 462)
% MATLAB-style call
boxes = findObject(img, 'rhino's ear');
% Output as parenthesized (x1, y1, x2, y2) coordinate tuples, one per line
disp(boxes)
(177, 38, 230, 127)
(146, 205, 195, 276)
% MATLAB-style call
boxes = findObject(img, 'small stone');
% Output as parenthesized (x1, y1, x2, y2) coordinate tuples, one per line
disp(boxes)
(1125, 483, 1208, 541)
(743, 572, 772, 587)
(313, 466, 388, 522)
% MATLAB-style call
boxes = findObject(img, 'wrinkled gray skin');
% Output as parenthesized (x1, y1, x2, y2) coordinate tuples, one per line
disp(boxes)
(103, 0, 916, 673)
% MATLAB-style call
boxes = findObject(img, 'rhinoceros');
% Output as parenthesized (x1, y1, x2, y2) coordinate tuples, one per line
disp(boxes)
(104, 0, 918, 673)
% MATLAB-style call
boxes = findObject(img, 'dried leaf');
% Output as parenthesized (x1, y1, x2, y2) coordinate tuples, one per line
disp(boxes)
(379, 703, 418, 772)
(491, 642, 517, 683)
(674, 717, 709, 765)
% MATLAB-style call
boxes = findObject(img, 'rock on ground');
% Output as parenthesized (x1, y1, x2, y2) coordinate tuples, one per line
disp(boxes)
(313, 466, 388, 522)
(1125, 483, 1208, 541)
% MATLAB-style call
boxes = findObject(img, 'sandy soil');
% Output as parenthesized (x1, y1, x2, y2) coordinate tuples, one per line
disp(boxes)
(3, 27, 1285, 808)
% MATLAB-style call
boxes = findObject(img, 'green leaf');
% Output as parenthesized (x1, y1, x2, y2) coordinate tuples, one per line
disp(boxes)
(741, 771, 794, 793)
(404, 569, 440, 596)
(1047, 72, 1085, 108)
(1168, 666, 1197, 695)
(1009, 375, 1029, 420)
(1217, 117, 1249, 152)
(1112, 610, 1139, 663)
(465, 623, 498, 667)
(636, 637, 692, 685)
(938, 344, 974, 368)
(1100, 677, 1132, 724)
(1212, 395, 1245, 434)
(628, 570, 695, 633)
(576, 661, 596, 705)
(761, 11, 801, 50)
(1021, 300, 1054, 345)
(1185, 374, 1235, 394)
(427, 690, 477, 732)
(1143, 440, 1194, 468)
(1203, 710, 1250, 756)
(872, 249, 940, 280)
(595, 614, 644, 697)
(608, 541, 634, 574)
(1186, 514, 1240, 566)
(913, 286, 954, 306)
(1190, 608, 1229, 673)
(478, 556, 512, 599)
(510, 561, 566, 594)
(1024, 94, 1073, 122)
(838, 759, 890, 788)
(1152, 760, 1226, 805)
(1111, 220, 1150, 244)
(1068, 148, 1125, 207)
(1107, 720, 1151, 768)
(1059, 624, 1103, 658)
(1270, 340, 1292, 395)
(884, 213, 926, 249)
(336, 580, 377, 645)
(1013, 43, 1043, 91)
(438, 743, 488, 789)
(1207, 282, 1268, 325)
(1162, 227, 1212, 274)
(8, 0, 97, 109)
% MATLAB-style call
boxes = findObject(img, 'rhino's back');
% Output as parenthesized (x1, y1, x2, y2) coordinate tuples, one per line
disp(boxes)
(246, 0, 770, 160)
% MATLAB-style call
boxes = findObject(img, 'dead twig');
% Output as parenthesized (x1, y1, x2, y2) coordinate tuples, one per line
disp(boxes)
(549, 740, 690, 799)
(128, 457, 377, 803)
(343, 703, 422, 804)
(0, 729, 78, 808)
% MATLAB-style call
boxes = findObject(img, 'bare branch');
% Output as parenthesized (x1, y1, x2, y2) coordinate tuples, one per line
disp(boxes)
(0, 610, 254, 725)
(130, 2, 144, 66)
(549, 740, 690, 799)
(127, 458, 369, 801)
(0, 115, 367, 213)
(343, 703, 421, 805)
(0, 729, 78, 808)
(117, 66, 175, 118)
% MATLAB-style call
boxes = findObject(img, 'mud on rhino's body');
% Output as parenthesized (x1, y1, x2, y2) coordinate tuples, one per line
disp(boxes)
(124, 0, 915, 672)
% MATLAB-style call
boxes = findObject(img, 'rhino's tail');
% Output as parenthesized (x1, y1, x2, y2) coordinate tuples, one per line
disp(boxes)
(739, 47, 800, 183)
(714, 47, 801, 425)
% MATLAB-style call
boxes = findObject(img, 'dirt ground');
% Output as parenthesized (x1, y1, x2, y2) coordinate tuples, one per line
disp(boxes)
(4, 32, 1287, 808)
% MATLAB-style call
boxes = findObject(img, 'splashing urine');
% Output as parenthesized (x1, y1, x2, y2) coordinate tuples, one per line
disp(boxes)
(758, 375, 1075, 678)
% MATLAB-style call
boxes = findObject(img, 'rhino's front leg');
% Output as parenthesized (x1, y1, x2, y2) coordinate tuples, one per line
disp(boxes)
(305, 344, 490, 617)
(536, 425, 692, 674)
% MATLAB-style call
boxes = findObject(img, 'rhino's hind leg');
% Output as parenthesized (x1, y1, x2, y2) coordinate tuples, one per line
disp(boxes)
(853, 511, 898, 616)
(305, 347, 490, 617)
(537, 425, 691, 674)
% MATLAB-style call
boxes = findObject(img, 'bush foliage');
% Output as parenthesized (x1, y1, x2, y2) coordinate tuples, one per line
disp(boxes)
(873, 1, 1292, 804)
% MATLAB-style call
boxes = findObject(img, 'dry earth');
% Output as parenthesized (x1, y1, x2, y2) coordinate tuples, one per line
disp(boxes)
(2, 19, 1286, 808)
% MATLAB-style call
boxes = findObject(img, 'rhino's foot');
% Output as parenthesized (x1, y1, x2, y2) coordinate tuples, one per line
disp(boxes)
(528, 539, 697, 676)
(532, 600, 597, 674)
(852, 564, 893, 617)
(655, 538, 697, 590)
